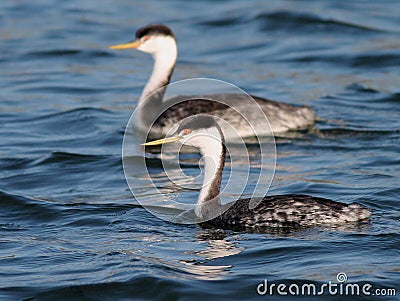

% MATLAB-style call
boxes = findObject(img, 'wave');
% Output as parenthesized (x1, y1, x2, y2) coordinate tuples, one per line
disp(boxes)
(0, 189, 140, 221)
(199, 10, 385, 35)
(0, 190, 60, 223)
(19, 107, 115, 123)
(17, 85, 107, 95)
(4, 107, 119, 139)
(1, 108, 117, 127)
(36, 151, 121, 166)
(284, 52, 400, 68)
(315, 127, 399, 137)
(198, 15, 246, 27)
(22, 49, 112, 60)
(14, 273, 399, 301)
(255, 11, 385, 34)
(17, 275, 192, 301)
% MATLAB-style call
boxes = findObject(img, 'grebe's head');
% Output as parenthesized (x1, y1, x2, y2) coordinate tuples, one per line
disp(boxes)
(142, 114, 224, 156)
(109, 24, 177, 57)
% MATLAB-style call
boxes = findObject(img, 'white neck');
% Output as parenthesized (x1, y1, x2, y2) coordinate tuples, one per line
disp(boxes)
(191, 128, 225, 218)
(135, 36, 177, 131)
(139, 36, 177, 103)
(197, 156, 217, 201)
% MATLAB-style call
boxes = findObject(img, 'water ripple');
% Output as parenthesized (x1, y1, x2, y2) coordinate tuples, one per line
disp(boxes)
(255, 11, 386, 34)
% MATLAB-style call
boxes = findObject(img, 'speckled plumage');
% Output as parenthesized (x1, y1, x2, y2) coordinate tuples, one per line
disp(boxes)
(200, 194, 371, 229)
(148, 94, 314, 139)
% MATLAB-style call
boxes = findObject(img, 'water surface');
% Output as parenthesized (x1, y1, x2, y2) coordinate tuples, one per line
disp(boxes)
(0, 0, 399, 300)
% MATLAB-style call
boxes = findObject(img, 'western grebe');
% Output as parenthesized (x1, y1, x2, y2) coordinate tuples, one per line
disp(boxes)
(143, 115, 371, 229)
(110, 24, 315, 139)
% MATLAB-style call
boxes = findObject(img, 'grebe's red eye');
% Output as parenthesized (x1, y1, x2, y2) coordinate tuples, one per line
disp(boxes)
(143, 35, 150, 41)
(183, 128, 191, 135)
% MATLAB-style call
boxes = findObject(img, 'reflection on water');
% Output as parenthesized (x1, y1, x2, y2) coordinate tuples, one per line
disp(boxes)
(179, 231, 244, 280)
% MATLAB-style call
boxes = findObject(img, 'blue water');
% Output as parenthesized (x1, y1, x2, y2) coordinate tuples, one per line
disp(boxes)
(1, 0, 399, 300)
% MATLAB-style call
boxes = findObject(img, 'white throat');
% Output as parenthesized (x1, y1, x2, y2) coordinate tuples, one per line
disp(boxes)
(135, 35, 177, 131)
(188, 128, 224, 218)
(139, 36, 177, 103)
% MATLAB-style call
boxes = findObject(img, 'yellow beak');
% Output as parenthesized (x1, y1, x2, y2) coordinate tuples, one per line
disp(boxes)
(109, 40, 141, 50)
(141, 136, 183, 146)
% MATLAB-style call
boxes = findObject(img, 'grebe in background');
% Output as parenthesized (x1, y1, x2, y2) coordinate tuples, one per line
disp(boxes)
(143, 115, 371, 230)
(110, 24, 315, 139)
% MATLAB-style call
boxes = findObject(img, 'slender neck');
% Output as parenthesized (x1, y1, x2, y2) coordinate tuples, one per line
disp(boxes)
(139, 38, 177, 104)
(135, 37, 177, 130)
(139, 55, 175, 104)
(195, 131, 226, 218)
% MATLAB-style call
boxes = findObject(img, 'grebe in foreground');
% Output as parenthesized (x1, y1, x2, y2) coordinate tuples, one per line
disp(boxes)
(143, 115, 370, 229)
(110, 24, 315, 139)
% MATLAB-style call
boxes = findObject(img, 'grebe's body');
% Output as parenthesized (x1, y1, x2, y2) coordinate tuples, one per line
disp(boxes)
(149, 94, 314, 139)
(200, 194, 370, 230)
(143, 115, 371, 229)
(110, 24, 315, 139)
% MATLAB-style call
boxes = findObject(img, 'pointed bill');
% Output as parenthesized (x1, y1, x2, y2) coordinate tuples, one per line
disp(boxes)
(141, 136, 183, 146)
(109, 40, 141, 50)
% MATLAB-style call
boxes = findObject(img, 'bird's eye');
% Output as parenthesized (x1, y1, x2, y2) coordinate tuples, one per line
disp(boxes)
(143, 35, 150, 42)
(183, 128, 191, 135)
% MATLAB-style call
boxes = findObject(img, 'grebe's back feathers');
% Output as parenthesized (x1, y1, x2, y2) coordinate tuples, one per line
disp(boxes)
(202, 194, 370, 229)
(150, 94, 314, 139)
